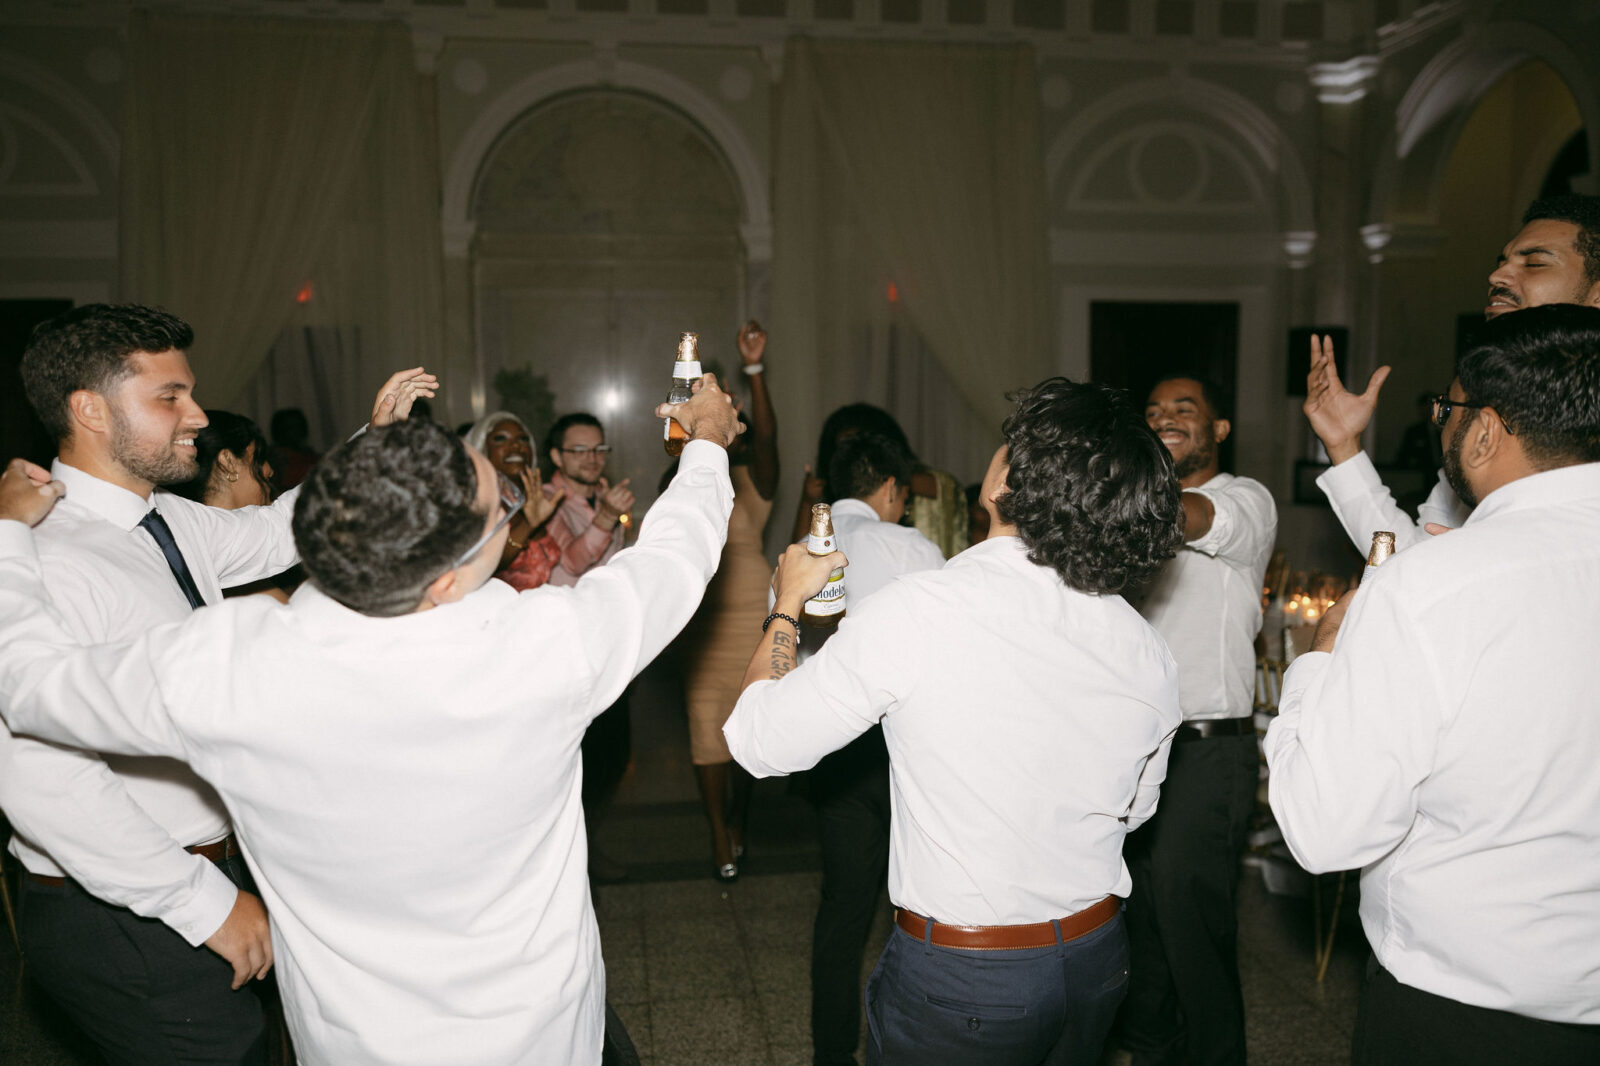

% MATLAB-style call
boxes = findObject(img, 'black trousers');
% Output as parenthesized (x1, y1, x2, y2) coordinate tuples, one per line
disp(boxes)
(17, 853, 266, 1066)
(810, 726, 892, 1066)
(1353, 961, 1600, 1066)
(1119, 731, 1258, 1066)
(582, 686, 632, 817)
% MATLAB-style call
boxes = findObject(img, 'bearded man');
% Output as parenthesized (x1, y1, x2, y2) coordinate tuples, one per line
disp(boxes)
(1118, 374, 1277, 1066)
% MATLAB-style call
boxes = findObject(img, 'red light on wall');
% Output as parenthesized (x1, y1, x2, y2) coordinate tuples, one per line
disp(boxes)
(295, 282, 315, 304)
(886, 282, 899, 303)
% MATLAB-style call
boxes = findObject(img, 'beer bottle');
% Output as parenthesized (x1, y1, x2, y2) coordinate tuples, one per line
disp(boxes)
(1362, 531, 1395, 584)
(802, 503, 847, 630)
(663, 331, 700, 457)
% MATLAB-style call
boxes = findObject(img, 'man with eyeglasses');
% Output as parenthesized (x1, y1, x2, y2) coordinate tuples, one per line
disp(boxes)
(542, 412, 639, 881)
(0, 375, 743, 1066)
(543, 412, 635, 588)
(1265, 304, 1600, 1065)
(1305, 193, 1600, 553)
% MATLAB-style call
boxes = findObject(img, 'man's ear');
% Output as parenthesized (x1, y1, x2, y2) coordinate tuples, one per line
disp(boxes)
(422, 567, 465, 610)
(1465, 408, 1508, 469)
(548, 448, 562, 471)
(1212, 417, 1232, 444)
(67, 389, 112, 438)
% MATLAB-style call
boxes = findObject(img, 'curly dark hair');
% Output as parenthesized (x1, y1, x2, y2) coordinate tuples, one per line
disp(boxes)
(169, 410, 273, 504)
(828, 432, 916, 502)
(1456, 303, 1600, 467)
(995, 378, 1183, 595)
(20, 303, 194, 443)
(293, 418, 486, 617)
(1524, 194, 1600, 286)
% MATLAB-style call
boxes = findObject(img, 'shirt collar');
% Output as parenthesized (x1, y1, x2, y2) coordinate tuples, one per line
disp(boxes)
(1466, 462, 1600, 525)
(828, 498, 880, 522)
(51, 458, 156, 532)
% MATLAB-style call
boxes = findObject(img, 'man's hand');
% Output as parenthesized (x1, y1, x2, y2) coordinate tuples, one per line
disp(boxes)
(1310, 590, 1356, 654)
(518, 470, 563, 529)
(370, 367, 440, 427)
(203, 889, 274, 990)
(0, 459, 65, 527)
(770, 542, 848, 616)
(594, 477, 635, 530)
(655, 373, 743, 449)
(737, 320, 766, 365)
(1303, 334, 1390, 465)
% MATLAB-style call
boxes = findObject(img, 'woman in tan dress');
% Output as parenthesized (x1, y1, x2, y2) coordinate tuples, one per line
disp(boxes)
(682, 321, 778, 881)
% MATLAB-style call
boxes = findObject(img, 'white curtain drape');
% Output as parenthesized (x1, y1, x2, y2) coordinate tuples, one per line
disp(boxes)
(120, 13, 444, 434)
(770, 38, 1054, 515)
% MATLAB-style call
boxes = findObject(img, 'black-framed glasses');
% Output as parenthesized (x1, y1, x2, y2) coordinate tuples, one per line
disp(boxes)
(560, 444, 612, 456)
(1430, 394, 1490, 429)
(451, 472, 525, 570)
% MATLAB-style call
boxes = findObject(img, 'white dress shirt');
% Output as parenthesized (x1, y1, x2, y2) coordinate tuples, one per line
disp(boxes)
(827, 497, 947, 602)
(1136, 473, 1276, 720)
(1315, 451, 1473, 553)
(727, 535, 1180, 926)
(1265, 462, 1600, 1024)
(0, 459, 298, 944)
(0, 440, 733, 1066)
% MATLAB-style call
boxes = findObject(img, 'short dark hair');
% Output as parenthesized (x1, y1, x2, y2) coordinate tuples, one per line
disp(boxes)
(270, 408, 312, 449)
(169, 410, 272, 504)
(828, 432, 916, 502)
(1523, 194, 1600, 286)
(814, 404, 914, 501)
(293, 418, 486, 617)
(1150, 372, 1233, 422)
(996, 378, 1183, 595)
(20, 304, 194, 442)
(1456, 303, 1600, 467)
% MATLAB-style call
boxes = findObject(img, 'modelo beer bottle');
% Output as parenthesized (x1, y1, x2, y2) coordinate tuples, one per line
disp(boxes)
(663, 331, 700, 457)
(802, 503, 847, 630)
(1362, 531, 1395, 584)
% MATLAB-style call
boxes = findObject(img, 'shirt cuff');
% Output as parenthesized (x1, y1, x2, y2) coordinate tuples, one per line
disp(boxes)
(0, 518, 41, 561)
(1314, 450, 1381, 500)
(1181, 487, 1231, 555)
(163, 856, 241, 947)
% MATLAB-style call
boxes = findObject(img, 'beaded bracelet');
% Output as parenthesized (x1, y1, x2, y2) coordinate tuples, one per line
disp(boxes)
(762, 611, 799, 633)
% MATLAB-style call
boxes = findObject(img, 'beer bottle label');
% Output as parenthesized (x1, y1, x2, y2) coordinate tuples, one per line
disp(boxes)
(806, 571, 847, 616)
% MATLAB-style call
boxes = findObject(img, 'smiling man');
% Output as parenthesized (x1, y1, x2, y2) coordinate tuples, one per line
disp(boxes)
(2, 303, 434, 1064)
(1121, 374, 1276, 1066)
(1306, 194, 1600, 553)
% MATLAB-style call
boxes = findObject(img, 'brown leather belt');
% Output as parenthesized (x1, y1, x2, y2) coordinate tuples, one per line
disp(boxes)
(894, 894, 1120, 951)
(26, 833, 240, 889)
(1176, 716, 1255, 741)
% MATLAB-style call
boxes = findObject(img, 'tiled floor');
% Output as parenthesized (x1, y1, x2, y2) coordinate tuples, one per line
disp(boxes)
(0, 654, 1367, 1063)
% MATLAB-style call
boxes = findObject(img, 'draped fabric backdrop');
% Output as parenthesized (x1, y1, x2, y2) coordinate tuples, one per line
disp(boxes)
(120, 13, 445, 437)
(770, 38, 1054, 539)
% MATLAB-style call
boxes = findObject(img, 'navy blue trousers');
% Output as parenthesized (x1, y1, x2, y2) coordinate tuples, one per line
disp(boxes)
(865, 909, 1130, 1065)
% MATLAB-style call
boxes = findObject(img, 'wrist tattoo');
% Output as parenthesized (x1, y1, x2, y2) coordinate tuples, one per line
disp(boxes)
(767, 628, 796, 681)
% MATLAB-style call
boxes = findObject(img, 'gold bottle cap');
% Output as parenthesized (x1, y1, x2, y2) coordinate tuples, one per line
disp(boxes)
(810, 502, 834, 539)
(676, 332, 699, 361)
(1367, 531, 1396, 568)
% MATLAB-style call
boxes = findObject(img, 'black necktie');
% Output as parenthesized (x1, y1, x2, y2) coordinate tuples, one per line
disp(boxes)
(138, 509, 207, 610)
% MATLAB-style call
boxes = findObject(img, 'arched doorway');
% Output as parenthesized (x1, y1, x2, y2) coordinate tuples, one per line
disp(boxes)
(470, 90, 748, 516)
(1370, 57, 1588, 462)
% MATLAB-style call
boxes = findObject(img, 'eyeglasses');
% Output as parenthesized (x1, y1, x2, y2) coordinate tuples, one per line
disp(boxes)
(1430, 394, 1490, 429)
(560, 444, 612, 456)
(450, 472, 526, 570)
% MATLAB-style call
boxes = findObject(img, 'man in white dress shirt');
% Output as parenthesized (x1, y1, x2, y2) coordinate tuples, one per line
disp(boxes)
(0, 379, 741, 1066)
(806, 430, 946, 1066)
(1122, 374, 1276, 1066)
(1305, 193, 1600, 553)
(2, 303, 433, 1064)
(727, 378, 1184, 1064)
(1266, 303, 1600, 1065)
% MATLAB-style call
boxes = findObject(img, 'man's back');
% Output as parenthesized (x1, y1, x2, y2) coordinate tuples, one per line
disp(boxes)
(1270, 462, 1600, 1022)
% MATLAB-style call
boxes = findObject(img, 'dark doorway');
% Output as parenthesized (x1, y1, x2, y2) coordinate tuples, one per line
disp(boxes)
(1091, 300, 1239, 470)
(1, 299, 70, 468)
